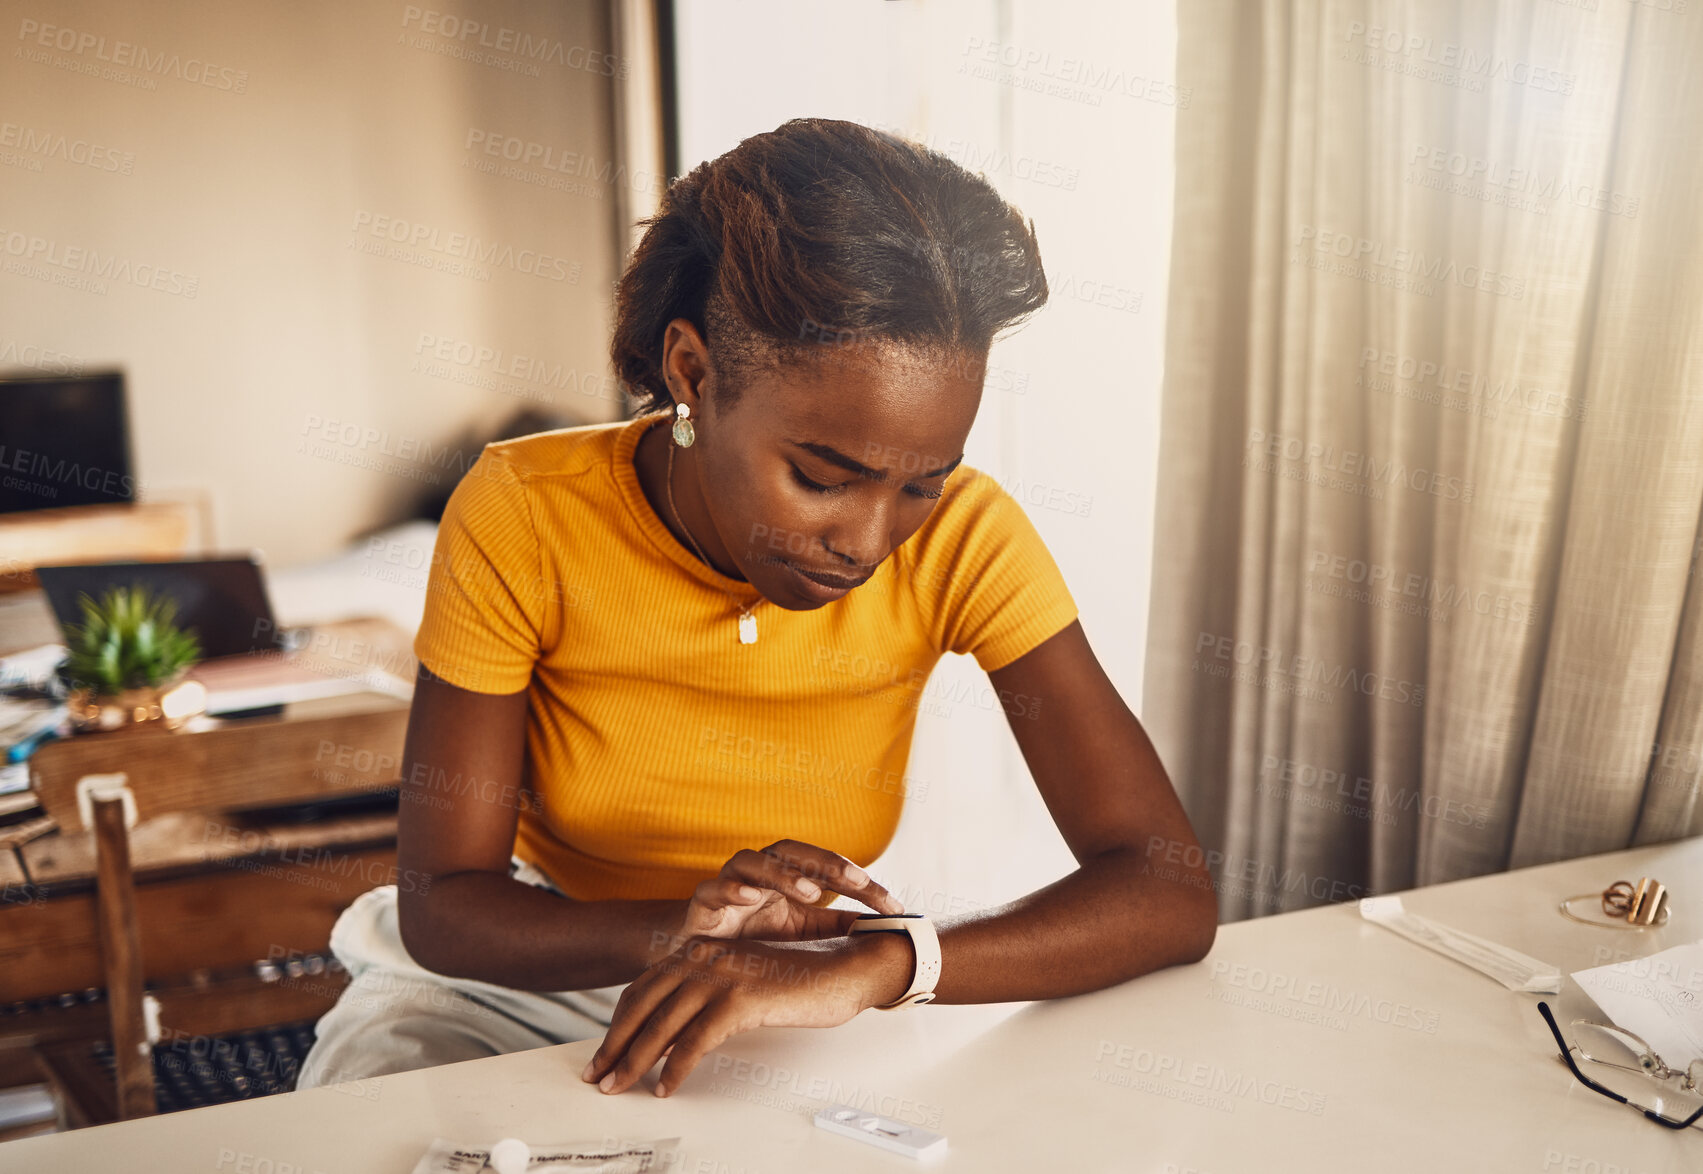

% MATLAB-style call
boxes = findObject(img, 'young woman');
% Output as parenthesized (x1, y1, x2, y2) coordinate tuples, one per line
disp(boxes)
(297, 117, 1215, 1098)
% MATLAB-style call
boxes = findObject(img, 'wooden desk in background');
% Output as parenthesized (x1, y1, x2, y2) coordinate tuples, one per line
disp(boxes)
(0, 497, 213, 596)
(0, 594, 418, 1129)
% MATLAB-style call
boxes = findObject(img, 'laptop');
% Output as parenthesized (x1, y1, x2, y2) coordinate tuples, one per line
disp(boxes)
(35, 555, 287, 659)
(29, 556, 379, 717)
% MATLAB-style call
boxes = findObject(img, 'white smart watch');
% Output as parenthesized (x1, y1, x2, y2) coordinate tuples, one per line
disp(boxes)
(849, 913, 941, 1009)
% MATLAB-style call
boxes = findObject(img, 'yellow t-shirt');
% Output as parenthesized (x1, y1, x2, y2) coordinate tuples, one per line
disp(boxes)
(412, 413, 1078, 900)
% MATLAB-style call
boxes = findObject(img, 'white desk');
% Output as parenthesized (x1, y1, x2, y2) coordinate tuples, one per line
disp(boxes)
(5, 839, 1701, 1173)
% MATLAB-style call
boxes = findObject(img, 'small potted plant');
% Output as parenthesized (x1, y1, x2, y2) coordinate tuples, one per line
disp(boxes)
(56, 584, 207, 732)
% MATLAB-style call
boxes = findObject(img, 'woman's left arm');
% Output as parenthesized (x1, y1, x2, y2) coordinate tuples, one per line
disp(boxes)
(585, 620, 1219, 1096)
(895, 618, 1218, 1003)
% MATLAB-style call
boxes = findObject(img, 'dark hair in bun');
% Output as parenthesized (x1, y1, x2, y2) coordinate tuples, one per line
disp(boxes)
(610, 117, 1049, 414)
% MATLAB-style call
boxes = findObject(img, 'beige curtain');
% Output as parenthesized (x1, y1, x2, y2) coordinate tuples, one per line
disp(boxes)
(1145, 0, 1703, 921)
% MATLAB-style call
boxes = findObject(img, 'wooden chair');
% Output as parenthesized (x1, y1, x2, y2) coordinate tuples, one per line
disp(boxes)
(5, 684, 410, 1127)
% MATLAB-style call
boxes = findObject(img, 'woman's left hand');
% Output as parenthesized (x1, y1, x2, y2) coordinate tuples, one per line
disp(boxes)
(580, 933, 910, 1097)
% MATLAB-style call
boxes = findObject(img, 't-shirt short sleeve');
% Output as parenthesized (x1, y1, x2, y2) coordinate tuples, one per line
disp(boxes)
(412, 448, 544, 694)
(914, 468, 1080, 672)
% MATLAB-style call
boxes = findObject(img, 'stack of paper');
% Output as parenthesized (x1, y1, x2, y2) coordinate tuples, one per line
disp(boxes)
(188, 653, 413, 714)
(0, 643, 65, 692)
(0, 696, 64, 767)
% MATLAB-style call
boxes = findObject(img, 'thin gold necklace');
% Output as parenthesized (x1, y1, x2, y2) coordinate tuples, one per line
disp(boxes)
(666, 437, 760, 645)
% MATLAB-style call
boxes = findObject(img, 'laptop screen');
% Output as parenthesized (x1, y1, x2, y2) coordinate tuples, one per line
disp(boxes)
(35, 556, 282, 659)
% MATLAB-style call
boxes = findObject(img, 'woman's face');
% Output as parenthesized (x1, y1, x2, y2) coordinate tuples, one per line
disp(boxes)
(666, 319, 985, 611)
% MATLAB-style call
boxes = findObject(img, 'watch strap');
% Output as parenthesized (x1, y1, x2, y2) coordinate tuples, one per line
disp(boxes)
(849, 914, 941, 1009)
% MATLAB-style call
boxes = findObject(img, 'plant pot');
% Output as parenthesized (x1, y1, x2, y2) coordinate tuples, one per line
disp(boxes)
(66, 671, 208, 733)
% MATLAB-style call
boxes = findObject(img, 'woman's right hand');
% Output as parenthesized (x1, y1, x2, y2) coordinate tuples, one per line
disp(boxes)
(677, 839, 905, 945)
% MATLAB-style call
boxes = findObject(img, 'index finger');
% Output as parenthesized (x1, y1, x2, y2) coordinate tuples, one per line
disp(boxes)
(760, 839, 905, 914)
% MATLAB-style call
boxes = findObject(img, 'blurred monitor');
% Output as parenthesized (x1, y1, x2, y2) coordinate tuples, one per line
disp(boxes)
(0, 369, 133, 514)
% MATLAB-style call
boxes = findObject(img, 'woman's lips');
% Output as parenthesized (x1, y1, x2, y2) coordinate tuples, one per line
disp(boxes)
(777, 558, 870, 601)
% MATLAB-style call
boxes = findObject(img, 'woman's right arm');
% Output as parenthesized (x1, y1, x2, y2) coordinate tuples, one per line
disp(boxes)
(392, 664, 903, 991)
(393, 664, 687, 991)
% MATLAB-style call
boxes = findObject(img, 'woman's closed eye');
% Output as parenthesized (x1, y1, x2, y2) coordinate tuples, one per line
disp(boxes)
(790, 465, 848, 495)
(790, 465, 943, 500)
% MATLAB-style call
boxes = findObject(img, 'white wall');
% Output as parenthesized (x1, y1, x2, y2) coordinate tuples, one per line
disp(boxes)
(674, 0, 1178, 910)
(0, 0, 625, 567)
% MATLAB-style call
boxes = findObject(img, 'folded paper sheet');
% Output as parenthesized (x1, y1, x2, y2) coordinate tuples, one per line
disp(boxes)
(1572, 941, 1703, 1069)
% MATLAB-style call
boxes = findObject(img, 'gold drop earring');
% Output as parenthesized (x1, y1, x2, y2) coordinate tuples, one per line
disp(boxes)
(671, 401, 695, 447)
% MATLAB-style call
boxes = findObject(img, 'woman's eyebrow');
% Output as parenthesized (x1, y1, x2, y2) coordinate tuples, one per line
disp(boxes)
(790, 440, 964, 481)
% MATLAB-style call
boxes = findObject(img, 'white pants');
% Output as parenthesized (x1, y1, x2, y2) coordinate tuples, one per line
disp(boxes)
(296, 859, 628, 1089)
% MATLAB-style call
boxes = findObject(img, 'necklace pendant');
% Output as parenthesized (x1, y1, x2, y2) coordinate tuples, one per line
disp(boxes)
(738, 611, 758, 645)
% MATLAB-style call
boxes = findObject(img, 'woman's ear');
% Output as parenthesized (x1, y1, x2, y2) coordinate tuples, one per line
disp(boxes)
(660, 318, 710, 415)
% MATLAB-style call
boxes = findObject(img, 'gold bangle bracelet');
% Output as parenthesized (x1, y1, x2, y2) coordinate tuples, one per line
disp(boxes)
(1559, 877, 1672, 929)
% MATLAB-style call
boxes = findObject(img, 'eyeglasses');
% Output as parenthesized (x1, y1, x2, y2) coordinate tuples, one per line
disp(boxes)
(1537, 1001, 1703, 1130)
